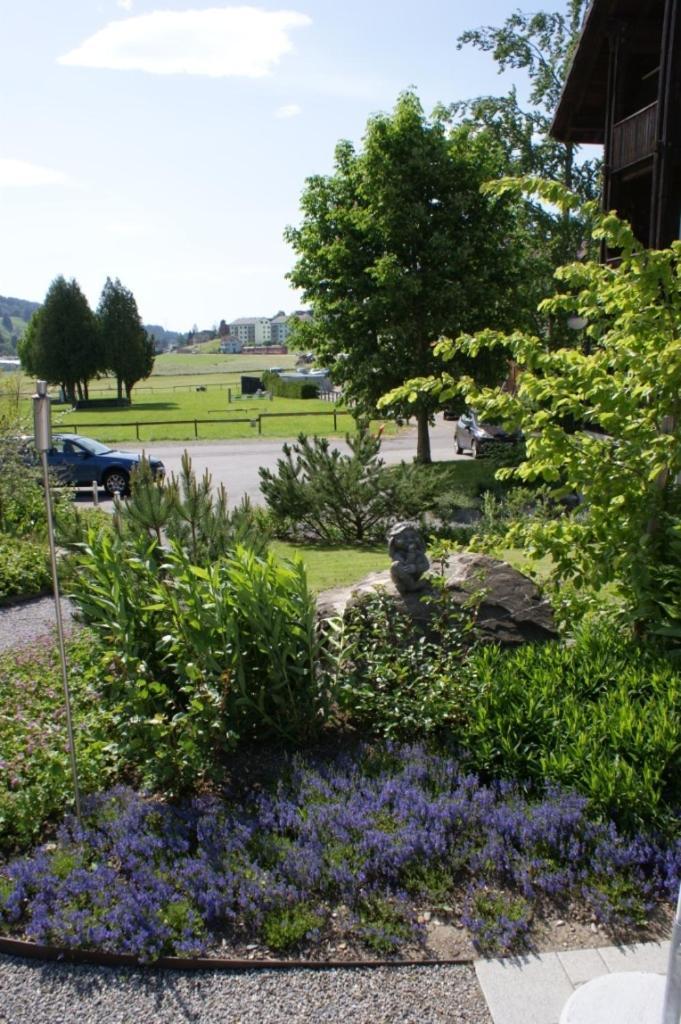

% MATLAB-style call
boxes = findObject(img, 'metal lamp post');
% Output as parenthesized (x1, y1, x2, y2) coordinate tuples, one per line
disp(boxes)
(32, 380, 82, 824)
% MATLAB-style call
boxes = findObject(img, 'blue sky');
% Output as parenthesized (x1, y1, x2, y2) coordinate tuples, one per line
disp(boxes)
(1, 1, 571, 331)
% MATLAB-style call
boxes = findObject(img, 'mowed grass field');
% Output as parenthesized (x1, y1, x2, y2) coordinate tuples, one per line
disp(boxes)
(4, 352, 393, 444)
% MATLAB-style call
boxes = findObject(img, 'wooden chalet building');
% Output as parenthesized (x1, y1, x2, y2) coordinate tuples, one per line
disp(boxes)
(552, 0, 681, 250)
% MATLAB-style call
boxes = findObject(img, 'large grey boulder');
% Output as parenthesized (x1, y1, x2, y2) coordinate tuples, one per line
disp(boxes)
(317, 551, 557, 648)
(440, 552, 556, 645)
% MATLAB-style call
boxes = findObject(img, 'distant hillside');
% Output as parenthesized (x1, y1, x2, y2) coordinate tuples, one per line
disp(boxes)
(0, 295, 40, 355)
(0, 295, 184, 357)
(145, 323, 185, 349)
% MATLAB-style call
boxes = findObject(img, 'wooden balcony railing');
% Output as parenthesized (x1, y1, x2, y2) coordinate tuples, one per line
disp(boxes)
(611, 102, 657, 171)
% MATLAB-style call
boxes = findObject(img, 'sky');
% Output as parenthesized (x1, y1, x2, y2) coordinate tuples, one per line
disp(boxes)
(2, 0, 572, 332)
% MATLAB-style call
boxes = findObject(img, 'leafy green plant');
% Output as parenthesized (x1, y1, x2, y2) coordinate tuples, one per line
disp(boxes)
(0, 632, 118, 854)
(333, 589, 474, 739)
(68, 531, 323, 790)
(121, 451, 269, 562)
(459, 620, 681, 831)
(0, 537, 51, 602)
(262, 904, 324, 950)
(259, 427, 434, 545)
(354, 897, 415, 953)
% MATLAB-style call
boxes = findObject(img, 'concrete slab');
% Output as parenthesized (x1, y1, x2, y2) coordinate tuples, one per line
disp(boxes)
(597, 941, 669, 974)
(556, 948, 608, 986)
(475, 953, 574, 1024)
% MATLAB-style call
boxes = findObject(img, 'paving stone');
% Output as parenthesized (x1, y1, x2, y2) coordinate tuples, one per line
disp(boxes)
(475, 953, 574, 1024)
(597, 941, 669, 975)
(557, 949, 608, 986)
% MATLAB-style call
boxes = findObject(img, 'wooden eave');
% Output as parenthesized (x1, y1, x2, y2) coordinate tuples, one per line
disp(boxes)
(551, 0, 663, 144)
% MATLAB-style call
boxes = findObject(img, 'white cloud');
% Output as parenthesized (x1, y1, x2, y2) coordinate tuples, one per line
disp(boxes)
(58, 6, 312, 78)
(117, 0, 134, 10)
(0, 159, 69, 188)
(275, 103, 301, 118)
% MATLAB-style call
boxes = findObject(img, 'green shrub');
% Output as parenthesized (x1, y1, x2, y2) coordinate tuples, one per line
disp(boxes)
(0, 536, 51, 602)
(259, 428, 436, 545)
(0, 434, 76, 541)
(262, 904, 324, 950)
(474, 438, 526, 467)
(332, 590, 475, 739)
(123, 452, 269, 562)
(68, 533, 323, 791)
(0, 632, 118, 854)
(262, 371, 319, 399)
(459, 621, 681, 831)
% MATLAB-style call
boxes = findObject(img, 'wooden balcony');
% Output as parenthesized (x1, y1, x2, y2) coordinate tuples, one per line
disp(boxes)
(611, 102, 658, 171)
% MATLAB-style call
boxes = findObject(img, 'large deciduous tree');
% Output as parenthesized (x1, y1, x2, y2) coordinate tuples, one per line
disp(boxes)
(447, 1, 600, 340)
(285, 91, 520, 463)
(18, 276, 101, 403)
(97, 277, 154, 401)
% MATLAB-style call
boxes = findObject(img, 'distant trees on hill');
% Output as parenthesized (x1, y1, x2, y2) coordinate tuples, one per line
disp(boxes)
(0, 295, 40, 356)
(19, 276, 155, 403)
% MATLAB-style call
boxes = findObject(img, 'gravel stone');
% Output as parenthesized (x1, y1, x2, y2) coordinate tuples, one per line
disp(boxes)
(0, 957, 492, 1024)
(0, 596, 77, 653)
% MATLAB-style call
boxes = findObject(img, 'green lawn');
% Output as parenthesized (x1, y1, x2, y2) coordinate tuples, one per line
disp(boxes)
(149, 351, 300, 376)
(49, 394, 361, 443)
(272, 541, 390, 592)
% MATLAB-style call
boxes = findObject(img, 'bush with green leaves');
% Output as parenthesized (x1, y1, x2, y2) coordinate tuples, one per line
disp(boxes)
(0, 536, 51, 602)
(331, 589, 475, 739)
(259, 428, 436, 545)
(459, 620, 681, 832)
(261, 370, 319, 399)
(68, 531, 323, 790)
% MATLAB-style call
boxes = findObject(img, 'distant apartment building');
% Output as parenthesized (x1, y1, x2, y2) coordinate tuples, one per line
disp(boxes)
(227, 310, 311, 348)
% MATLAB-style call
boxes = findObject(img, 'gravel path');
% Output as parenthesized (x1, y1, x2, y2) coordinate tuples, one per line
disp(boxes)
(0, 596, 77, 653)
(0, 957, 491, 1024)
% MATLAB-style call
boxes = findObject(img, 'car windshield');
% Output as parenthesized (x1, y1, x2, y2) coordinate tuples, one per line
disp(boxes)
(72, 436, 111, 456)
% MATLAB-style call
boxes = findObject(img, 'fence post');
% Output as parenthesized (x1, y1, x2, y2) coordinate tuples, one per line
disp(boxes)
(194, 419, 198, 439)
(258, 415, 262, 435)
(333, 408, 337, 431)
(135, 423, 140, 441)
(228, 387, 231, 404)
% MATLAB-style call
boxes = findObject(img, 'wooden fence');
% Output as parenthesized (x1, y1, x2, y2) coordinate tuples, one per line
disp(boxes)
(57, 409, 354, 440)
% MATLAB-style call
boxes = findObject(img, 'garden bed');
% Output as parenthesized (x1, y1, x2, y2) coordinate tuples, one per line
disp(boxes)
(1, 743, 678, 964)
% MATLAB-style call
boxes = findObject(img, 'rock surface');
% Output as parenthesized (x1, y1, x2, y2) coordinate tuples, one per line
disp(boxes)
(317, 552, 557, 647)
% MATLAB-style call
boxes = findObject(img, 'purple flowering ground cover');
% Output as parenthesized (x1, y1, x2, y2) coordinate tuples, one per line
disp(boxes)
(1, 743, 680, 961)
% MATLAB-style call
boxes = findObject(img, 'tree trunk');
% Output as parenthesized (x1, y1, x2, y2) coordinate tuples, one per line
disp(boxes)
(117, 376, 123, 401)
(415, 408, 432, 464)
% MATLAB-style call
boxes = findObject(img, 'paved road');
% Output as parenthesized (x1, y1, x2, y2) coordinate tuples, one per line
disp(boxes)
(91, 416, 463, 507)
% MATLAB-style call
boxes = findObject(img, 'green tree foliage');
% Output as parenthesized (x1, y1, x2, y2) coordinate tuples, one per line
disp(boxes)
(18, 276, 101, 402)
(259, 427, 436, 545)
(448, 1, 601, 338)
(97, 277, 154, 401)
(383, 180, 681, 641)
(116, 452, 269, 562)
(285, 92, 520, 463)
